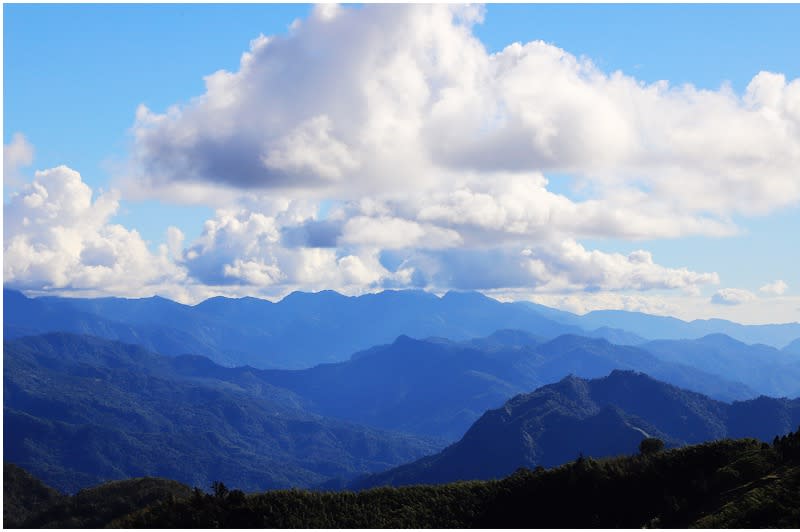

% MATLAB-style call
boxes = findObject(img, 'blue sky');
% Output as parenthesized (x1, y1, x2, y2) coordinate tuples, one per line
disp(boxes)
(4, 4, 799, 323)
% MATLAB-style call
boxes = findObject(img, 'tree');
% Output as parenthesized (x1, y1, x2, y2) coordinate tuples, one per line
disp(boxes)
(639, 437, 665, 455)
(212, 481, 229, 499)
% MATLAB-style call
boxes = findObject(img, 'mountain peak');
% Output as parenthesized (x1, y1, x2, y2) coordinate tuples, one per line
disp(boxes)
(393, 334, 420, 346)
(696, 333, 745, 347)
(441, 290, 493, 303)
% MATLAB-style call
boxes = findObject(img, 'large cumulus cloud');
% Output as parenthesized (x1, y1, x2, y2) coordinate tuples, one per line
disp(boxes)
(128, 4, 800, 223)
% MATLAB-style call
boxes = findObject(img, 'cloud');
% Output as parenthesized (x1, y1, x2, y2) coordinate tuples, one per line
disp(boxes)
(262, 115, 360, 181)
(519, 241, 720, 292)
(339, 216, 462, 249)
(521, 292, 682, 317)
(388, 239, 719, 293)
(413, 173, 735, 242)
(127, 4, 800, 232)
(180, 207, 412, 294)
(711, 288, 757, 306)
(510, 290, 800, 324)
(11, 5, 792, 319)
(4, 133, 34, 187)
(5, 163, 719, 300)
(3, 165, 187, 297)
(760, 279, 788, 296)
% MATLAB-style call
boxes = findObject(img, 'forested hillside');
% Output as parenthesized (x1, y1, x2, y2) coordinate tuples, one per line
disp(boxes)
(6, 429, 800, 528)
(4, 333, 440, 493)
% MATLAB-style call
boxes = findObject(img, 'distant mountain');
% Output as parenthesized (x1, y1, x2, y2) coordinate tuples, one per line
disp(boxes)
(7, 287, 799, 368)
(784, 337, 800, 356)
(643, 334, 800, 398)
(259, 334, 754, 441)
(575, 308, 800, 348)
(352, 371, 800, 488)
(4, 289, 581, 368)
(584, 326, 646, 345)
(2, 289, 244, 366)
(4, 333, 441, 493)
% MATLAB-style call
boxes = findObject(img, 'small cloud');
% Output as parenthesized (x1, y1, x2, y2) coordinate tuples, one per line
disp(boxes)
(4, 132, 34, 187)
(711, 288, 757, 306)
(759, 279, 788, 296)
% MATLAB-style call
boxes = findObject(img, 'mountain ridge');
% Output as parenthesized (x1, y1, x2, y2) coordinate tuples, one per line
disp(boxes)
(351, 370, 800, 489)
(7, 288, 799, 371)
(4, 332, 442, 493)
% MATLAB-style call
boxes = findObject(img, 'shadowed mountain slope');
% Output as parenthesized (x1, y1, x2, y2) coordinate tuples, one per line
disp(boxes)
(258, 333, 754, 440)
(4, 333, 441, 494)
(352, 371, 800, 488)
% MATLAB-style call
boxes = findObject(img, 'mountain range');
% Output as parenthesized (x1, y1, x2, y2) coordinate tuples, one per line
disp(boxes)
(6, 288, 800, 369)
(259, 333, 754, 440)
(6, 330, 799, 495)
(4, 286, 800, 521)
(352, 370, 800, 489)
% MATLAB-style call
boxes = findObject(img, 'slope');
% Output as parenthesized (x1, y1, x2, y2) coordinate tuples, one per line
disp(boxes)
(352, 370, 799, 488)
(3, 333, 441, 493)
(259, 333, 754, 441)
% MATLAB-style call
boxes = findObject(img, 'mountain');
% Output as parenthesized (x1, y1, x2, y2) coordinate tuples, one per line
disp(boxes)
(11, 431, 800, 528)
(575, 308, 800, 348)
(3, 463, 65, 527)
(257, 333, 754, 441)
(584, 326, 646, 345)
(352, 371, 800, 488)
(643, 334, 800, 398)
(3, 464, 193, 529)
(784, 337, 800, 356)
(4, 333, 441, 493)
(7, 287, 800, 368)
(4, 289, 581, 368)
(2, 289, 243, 366)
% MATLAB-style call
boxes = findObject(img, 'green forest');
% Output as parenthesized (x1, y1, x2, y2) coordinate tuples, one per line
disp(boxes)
(6, 429, 800, 528)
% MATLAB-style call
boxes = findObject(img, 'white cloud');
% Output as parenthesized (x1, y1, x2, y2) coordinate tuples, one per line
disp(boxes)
(127, 4, 800, 232)
(413, 173, 735, 242)
(223, 259, 284, 286)
(521, 291, 682, 317)
(505, 290, 800, 325)
(370, 239, 718, 295)
(262, 115, 360, 181)
(519, 240, 720, 292)
(10, 5, 796, 323)
(165, 226, 185, 261)
(711, 288, 757, 306)
(179, 207, 413, 294)
(4, 133, 34, 188)
(3, 165, 187, 297)
(760, 279, 788, 296)
(339, 216, 462, 249)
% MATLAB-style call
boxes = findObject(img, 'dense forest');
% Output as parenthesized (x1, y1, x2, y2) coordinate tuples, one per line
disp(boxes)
(6, 429, 800, 528)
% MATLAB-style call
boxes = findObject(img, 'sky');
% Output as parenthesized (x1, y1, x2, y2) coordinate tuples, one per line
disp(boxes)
(3, 3, 800, 324)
